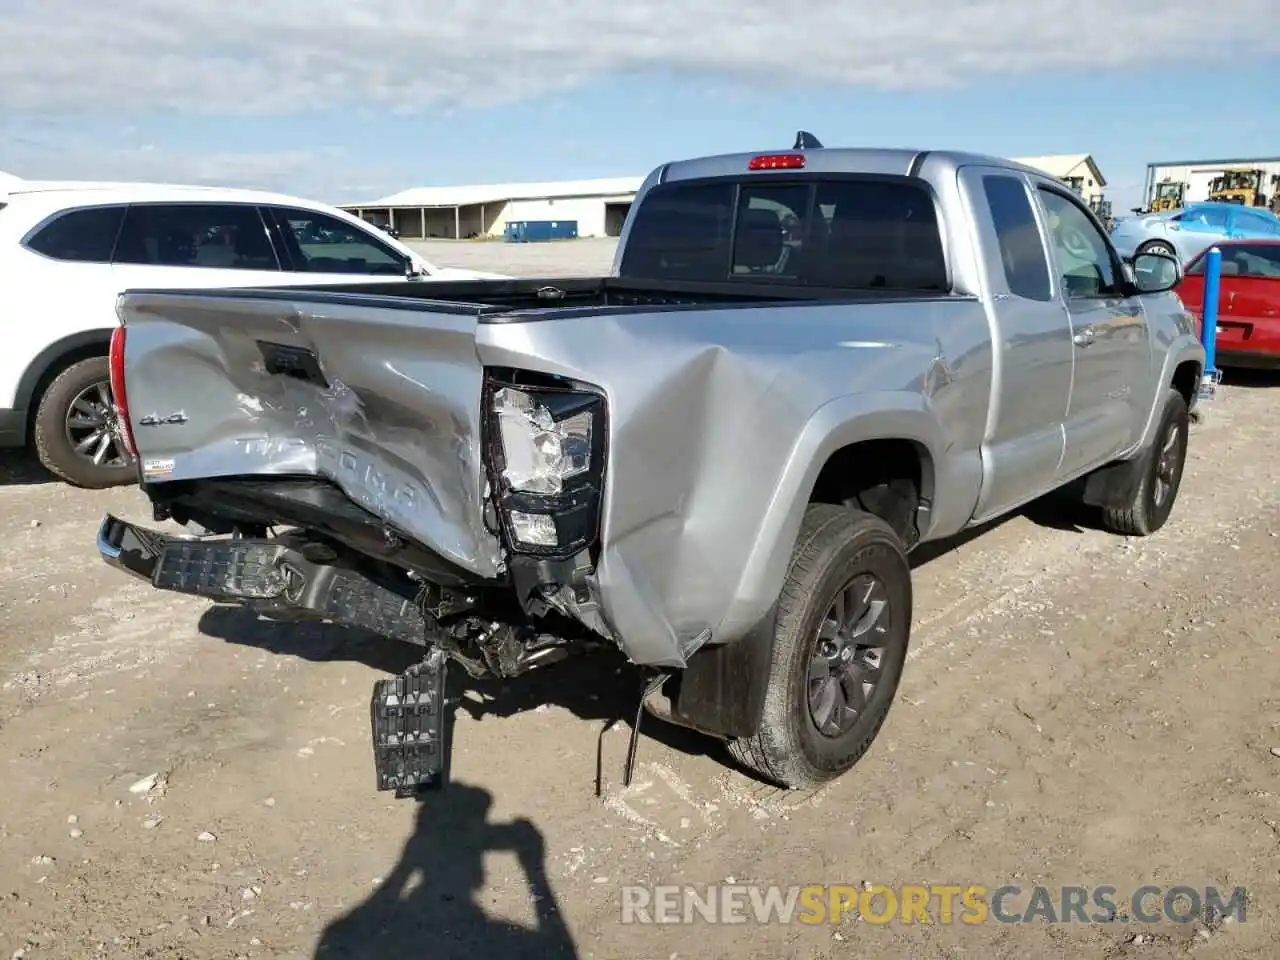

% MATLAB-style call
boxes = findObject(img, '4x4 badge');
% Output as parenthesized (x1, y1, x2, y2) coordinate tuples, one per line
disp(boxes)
(137, 411, 188, 426)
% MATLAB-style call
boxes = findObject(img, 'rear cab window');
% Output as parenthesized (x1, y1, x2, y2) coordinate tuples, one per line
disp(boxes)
(618, 175, 949, 292)
(23, 205, 127, 263)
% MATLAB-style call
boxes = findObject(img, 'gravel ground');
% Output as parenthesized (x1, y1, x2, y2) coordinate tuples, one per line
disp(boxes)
(407, 237, 619, 277)
(2, 239, 1279, 959)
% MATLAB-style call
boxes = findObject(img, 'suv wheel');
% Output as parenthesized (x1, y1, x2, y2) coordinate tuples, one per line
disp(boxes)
(728, 504, 912, 789)
(32, 357, 135, 489)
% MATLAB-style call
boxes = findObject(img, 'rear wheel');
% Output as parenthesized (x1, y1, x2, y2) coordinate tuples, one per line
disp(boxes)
(32, 357, 135, 489)
(728, 505, 911, 788)
(1100, 388, 1189, 536)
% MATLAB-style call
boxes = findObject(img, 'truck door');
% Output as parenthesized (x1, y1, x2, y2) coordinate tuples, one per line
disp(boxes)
(958, 166, 1073, 522)
(1034, 185, 1152, 480)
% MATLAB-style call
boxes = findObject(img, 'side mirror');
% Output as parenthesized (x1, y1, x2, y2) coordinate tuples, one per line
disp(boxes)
(1130, 251, 1182, 294)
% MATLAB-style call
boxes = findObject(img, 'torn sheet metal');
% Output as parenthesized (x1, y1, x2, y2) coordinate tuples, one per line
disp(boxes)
(118, 292, 505, 579)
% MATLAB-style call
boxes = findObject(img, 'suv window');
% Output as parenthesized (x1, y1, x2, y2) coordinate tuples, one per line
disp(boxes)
(981, 175, 1051, 301)
(114, 203, 279, 270)
(24, 205, 126, 263)
(1037, 188, 1120, 298)
(269, 207, 407, 275)
(618, 177, 948, 291)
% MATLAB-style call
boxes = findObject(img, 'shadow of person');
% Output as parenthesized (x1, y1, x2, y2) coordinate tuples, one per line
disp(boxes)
(315, 782, 579, 960)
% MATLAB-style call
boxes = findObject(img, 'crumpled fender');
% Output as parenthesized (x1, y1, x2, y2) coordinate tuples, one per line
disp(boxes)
(714, 390, 946, 641)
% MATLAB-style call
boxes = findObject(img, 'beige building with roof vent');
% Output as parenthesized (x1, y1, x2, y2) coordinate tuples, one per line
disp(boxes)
(1011, 154, 1107, 205)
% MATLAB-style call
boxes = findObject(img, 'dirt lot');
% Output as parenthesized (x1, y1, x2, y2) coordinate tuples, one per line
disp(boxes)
(2, 240, 1280, 959)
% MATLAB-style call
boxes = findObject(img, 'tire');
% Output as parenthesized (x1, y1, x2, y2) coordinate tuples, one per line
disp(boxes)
(1100, 388, 1189, 536)
(32, 356, 135, 489)
(728, 504, 912, 789)
(1138, 240, 1176, 258)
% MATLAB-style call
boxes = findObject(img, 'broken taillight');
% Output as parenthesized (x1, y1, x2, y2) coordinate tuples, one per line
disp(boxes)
(748, 153, 806, 170)
(108, 325, 137, 456)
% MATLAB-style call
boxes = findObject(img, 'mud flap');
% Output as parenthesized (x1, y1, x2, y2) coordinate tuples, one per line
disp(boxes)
(371, 648, 449, 795)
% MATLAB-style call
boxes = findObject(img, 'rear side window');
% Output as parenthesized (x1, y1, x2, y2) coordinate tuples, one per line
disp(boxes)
(619, 177, 948, 292)
(1233, 210, 1279, 236)
(113, 203, 280, 270)
(981, 175, 1051, 301)
(24, 205, 126, 263)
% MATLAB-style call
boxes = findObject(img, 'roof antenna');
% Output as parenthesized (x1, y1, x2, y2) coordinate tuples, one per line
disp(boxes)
(793, 130, 823, 150)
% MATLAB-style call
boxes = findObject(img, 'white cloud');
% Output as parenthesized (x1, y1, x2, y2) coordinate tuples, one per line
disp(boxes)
(0, 131, 406, 202)
(2, 0, 1278, 115)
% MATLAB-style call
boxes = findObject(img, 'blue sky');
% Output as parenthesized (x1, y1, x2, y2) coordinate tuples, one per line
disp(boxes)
(1, 0, 1277, 212)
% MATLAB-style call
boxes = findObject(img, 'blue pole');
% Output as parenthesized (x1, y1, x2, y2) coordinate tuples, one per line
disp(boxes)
(1200, 246, 1220, 379)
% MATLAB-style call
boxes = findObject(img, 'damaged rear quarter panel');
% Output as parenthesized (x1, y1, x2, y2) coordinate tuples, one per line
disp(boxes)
(477, 296, 990, 667)
(120, 292, 504, 578)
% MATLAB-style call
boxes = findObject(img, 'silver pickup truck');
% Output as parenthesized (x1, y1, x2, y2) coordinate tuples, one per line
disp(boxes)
(97, 135, 1203, 794)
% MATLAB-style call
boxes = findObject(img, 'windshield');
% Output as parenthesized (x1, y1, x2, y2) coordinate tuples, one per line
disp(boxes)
(619, 176, 949, 292)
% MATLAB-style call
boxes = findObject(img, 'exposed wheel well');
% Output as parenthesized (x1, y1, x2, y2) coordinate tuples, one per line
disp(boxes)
(1171, 360, 1201, 409)
(21, 340, 111, 442)
(808, 438, 932, 548)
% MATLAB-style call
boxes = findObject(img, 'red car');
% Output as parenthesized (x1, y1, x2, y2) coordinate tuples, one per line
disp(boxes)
(1175, 239, 1280, 369)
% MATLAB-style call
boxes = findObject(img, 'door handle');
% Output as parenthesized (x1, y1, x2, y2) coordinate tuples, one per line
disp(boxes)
(1073, 327, 1096, 347)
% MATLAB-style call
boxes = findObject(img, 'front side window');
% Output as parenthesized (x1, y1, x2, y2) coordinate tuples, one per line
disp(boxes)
(24, 205, 127, 263)
(271, 207, 406, 275)
(619, 177, 948, 291)
(113, 203, 279, 270)
(1172, 207, 1229, 229)
(1037, 188, 1120, 298)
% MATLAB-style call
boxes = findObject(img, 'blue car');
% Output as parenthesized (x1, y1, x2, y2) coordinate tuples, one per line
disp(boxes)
(1110, 201, 1280, 264)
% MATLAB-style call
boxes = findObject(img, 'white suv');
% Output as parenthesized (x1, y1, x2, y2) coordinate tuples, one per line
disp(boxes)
(0, 179, 503, 488)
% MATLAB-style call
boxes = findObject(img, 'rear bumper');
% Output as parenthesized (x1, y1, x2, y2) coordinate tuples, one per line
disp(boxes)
(1216, 349, 1280, 370)
(96, 513, 428, 645)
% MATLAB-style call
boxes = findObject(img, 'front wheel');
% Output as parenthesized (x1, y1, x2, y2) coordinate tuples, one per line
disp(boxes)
(32, 357, 135, 489)
(728, 505, 912, 788)
(1138, 240, 1176, 259)
(1100, 388, 1189, 536)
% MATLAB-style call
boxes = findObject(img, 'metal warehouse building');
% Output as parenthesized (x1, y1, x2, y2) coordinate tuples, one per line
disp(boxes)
(338, 176, 644, 240)
(1143, 156, 1280, 209)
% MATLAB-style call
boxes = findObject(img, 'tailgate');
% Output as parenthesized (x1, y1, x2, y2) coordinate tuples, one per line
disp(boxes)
(117, 289, 504, 578)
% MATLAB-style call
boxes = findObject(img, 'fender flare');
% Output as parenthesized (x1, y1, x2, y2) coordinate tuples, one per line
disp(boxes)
(1139, 335, 1204, 449)
(11, 329, 115, 417)
(670, 392, 944, 739)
